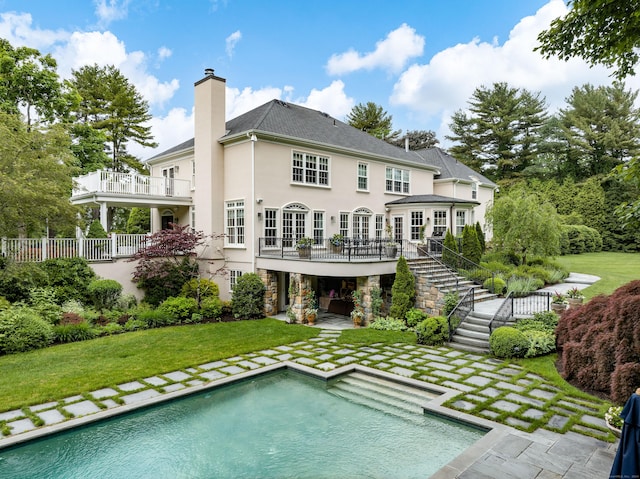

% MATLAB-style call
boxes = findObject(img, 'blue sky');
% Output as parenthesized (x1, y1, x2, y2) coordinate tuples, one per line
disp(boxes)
(0, 0, 629, 160)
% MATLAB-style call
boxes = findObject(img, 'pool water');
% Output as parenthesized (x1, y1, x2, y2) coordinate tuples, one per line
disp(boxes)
(0, 371, 484, 478)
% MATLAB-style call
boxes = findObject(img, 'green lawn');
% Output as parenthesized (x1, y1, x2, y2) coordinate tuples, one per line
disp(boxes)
(0, 319, 317, 412)
(555, 252, 640, 298)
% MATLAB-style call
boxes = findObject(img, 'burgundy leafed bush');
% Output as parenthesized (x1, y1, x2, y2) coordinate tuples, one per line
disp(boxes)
(556, 280, 640, 402)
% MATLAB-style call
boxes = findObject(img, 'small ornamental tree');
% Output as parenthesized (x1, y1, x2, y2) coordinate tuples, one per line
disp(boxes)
(130, 224, 206, 305)
(390, 256, 415, 320)
(475, 222, 486, 253)
(87, 220, 108, 238)
(442, 229, 459, 268)
(462, 225, 482, 264)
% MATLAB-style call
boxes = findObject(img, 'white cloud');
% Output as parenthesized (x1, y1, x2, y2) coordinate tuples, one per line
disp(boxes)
(157, 46, 172, 61)
(131, 107, 194, 160)
(225, 30, 241, 58)
(94, 0, 130, 26)
(225, 85, 283, 119)
(298, 80, 355, 118)
(0, 12, 69, 48)
(326, 23, 424, 75)
(389, 0, 623, 145)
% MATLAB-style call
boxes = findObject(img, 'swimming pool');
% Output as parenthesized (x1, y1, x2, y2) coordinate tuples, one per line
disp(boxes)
(0, 370, 485, 478)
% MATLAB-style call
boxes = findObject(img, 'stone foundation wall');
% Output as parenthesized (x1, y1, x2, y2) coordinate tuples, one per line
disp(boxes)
(414, 273, 446, 316)
(257, 268, 278, 316)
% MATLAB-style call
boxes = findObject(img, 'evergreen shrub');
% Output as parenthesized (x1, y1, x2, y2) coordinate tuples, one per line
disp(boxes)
(415, 316, 448, 345)
(483, 277, 506, 294)
(200, 297, 223, 320)
(0, 307, 54, 354)
(405, 308, 427, 328)
(231, 273, 266, 319)
(158, 296, 198, 323)
(368, 316, 408, 331)
(390, 257, 415, 320)
(489, 326, 528, 358)
(87, 279, 122, 311)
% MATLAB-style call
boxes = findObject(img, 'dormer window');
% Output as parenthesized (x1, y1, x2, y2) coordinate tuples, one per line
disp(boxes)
(472, 181, 478, 200)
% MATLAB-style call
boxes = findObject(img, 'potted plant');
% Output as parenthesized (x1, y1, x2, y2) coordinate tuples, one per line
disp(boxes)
(304, 289, 318, 325)
(329, 233, 344, 254)
(566, 287, 584, 308)
(285, 305, 297, 324)
(295, 237, 313, 258)
(417, 224, 428, 256)
(385, 223, 398, 258)
(550, 291, 568, 313)
(350, 290, 365, 327)
(605, 405, 623, 437)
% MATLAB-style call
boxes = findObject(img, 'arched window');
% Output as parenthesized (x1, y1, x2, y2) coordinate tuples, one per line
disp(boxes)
(282, 203, 308, 247)
(352, 208, 372, 239)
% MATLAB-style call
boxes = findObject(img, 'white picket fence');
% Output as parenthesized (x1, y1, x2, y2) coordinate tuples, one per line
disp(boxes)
(0, 234, 149, 262)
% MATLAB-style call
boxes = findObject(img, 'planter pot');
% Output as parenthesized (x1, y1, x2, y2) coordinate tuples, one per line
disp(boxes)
(551, 303, 567, 313)
(567, 297, 583, 308)
(331, 244, 342, 254)
(385, 245, 398, 258)
(606, 419, 622, 438)
(298, 248, 311, 259)
(417, 245, 428, 256)
(306, 313, 316, 325)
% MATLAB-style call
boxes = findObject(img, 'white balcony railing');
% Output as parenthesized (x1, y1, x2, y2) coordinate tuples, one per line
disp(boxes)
(1, 234, 150, 262)
(72, 171, 191, 198)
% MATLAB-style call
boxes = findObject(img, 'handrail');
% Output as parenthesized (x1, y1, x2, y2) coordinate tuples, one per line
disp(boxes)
(446, 287, 474, 340)
(488, 291, 514, 334)
(436, 240, 496, 291)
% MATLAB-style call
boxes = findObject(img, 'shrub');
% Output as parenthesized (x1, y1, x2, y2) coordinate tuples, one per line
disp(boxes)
(181, 278, 220, 304)
(53, 321, 97, 343)
(531, 311, 559, 330)
(158, 296, 198, 323)
(28, 287, 62, 324)
(0, 261, 49, 303)
(0, 297, 10, 312)
(514, 264, 552, 284)
(136, 257, 199, 306)
(415, 316, 449, 345)
(124, 319, 149, 331)
(115, 294, 138, 311)
(100, 322, 124, 335)
(405, 308, 427, 328)
(475, 222, 486, 253)
(461, 267, 493, 284)
(442, 230, 459, 267)
(369, 316, 408, 331)
(61, 299, 86, 316)
(390, 257, 415, 320)
(0, 307, 54, 354)
(506, 276, 544, 297)
(481, 260, 513, 275)
(41, 258, 96, 304)
(560, 224, 603, 255)
(442, 291, 459, 317)
(200, 297, 223, 320)
(87, 279, 123, 311)
(231, 273, 266, 319)
(461, 225, 482, 264)
(489, 327, 528, 358)
(483, 277, 506, 295)
(136, 308, 176, 328)
(521, 330, 556, 358)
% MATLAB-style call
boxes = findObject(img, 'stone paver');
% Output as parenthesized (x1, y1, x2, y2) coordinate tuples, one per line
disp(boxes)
(163, 371, 192, 382)
(64, 400, 102, 417)
(0, 320, 615, 479)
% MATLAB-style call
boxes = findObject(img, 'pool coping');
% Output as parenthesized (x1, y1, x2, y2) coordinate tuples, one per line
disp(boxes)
(0, 361, 512, 478)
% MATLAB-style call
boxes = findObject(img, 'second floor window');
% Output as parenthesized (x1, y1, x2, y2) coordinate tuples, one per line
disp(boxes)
(226, 200, 245, 245)
(385, 167, 409, 194)
(292, 151, 329, 186)
(357, 162, 368, 190)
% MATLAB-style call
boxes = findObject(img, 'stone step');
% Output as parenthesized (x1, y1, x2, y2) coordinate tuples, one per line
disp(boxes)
(448, 334, 491, 354)
(454, 327, 490, 341)
(327, 373, 438, 423)
(447, 340, 490, 355)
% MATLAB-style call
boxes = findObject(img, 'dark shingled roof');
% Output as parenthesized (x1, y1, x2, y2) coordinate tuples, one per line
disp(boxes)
(222, 100, 433, 166)
(385, 194, 480, 206)
(415, 147, 497, 187)
(146, 100, 494, 190)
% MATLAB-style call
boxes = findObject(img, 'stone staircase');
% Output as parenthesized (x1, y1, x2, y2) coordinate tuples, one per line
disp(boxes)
(327, 372, 438, 421)
(407, 257, 497, 303)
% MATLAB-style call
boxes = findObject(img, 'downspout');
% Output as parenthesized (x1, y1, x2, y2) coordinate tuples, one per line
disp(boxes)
(250, 133, 257, 273)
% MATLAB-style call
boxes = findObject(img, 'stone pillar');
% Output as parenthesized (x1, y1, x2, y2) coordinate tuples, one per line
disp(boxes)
(359, 275, 380, 325)
(413, 271, 445, 316)
(288, 272, 305, 323)
(257, 268, 278, 316)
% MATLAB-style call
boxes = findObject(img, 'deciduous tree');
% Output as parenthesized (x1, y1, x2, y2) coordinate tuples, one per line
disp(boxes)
(536, 0, 640, 79)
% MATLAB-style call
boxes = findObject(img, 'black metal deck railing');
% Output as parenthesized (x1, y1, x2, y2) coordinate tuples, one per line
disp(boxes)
(258, 237, 411, 261)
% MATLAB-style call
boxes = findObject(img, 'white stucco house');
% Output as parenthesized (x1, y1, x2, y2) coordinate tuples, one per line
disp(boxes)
(71, 69, 497, 321)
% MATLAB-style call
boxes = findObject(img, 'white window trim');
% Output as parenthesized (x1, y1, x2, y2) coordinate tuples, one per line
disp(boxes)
(291, 150, 331, 187)
(385, 166, 410, 194)
(225, 199, 245, 248)
(229, 270, 242, 292)
(357, 161, 369, 192)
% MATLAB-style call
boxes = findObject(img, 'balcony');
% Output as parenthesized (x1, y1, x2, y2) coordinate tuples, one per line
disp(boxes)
(70, 170, 193, 209)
